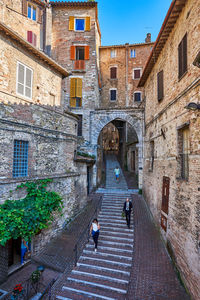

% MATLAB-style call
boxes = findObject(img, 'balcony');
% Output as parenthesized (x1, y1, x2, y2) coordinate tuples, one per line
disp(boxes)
(73, 60, 85, 71)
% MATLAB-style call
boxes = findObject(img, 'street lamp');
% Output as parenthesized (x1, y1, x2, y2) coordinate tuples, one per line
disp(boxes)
(185, 102, 200, 111)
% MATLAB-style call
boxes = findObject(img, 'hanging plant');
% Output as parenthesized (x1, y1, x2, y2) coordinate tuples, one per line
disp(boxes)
(0, 179, 63, 246)
(31, 270, 41, 283)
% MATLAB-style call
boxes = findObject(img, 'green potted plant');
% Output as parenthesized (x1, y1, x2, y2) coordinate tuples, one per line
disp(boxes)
(31, 270, 41, 283)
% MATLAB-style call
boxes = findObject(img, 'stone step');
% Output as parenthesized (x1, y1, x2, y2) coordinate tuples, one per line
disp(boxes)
(75, 262, 130, 280)
(83, 249, 132, 261)
(77, 262, 130, 275)
(89, 239, 133, 249)
(60, 284, 125, 300)
(99, 222, 133, 229)
(79, 255, 132, 268)
(71, 270, 129, 284)
(100, 225, 133, 232)
(100, 235, 134, 242)
(67, 277, 127, 294)
(100, 230, 133, 237)
(86, 244, 133, 254)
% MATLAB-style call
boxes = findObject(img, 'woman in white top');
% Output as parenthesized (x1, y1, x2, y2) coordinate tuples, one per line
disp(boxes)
(90, 218, 100, 252)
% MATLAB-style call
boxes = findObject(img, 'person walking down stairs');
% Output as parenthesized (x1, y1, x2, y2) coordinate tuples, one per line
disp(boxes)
(114, 166, 120, 182)
(90, 218, 100, 252)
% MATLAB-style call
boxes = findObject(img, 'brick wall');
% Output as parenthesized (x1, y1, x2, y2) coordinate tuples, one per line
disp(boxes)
(99, 42, 153, 109)
(51, 5, 100, 144)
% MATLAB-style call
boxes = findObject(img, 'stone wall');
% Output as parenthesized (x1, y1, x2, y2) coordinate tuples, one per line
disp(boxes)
(1, 0, 44, 50)
(0, 33, 63, 107)
(143, 0, 200, 298)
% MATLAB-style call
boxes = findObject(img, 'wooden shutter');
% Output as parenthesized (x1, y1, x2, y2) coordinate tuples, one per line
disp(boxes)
(27, 31, 33, 43)
(161, 176, 170, 214)
(84, 46, 90, 60)
(85, 17, 91, 31)
(33, 33, 37, 47)
(134, 69, 141, 79)
(157, 70, 164, 101)
(182, 33, 187, 75)
(25, 68, 32, 98)
(69, 16, 75, 30)
(76, 78, 82, 98)
(22, 0, 27, 16)
(178, 33, 187, 79)
(110, 67, 117, 79)
(70, 46, 76, 60)
(70, 78, 76, 107)
(37, 7, 43, 24)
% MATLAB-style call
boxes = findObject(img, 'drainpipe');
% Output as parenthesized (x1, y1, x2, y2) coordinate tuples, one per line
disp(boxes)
(125, 43, 129, 107)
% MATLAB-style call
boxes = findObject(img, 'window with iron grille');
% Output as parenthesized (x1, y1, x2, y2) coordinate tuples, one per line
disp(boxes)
(110, 89, 117, 101)
(134, 92, 141, 102)
(178, 33, 187, 79)
(157, 70, 164, 101)
(110, 67, 117, 79)
(77, 114, 82, 136)
(13, 140, 28, 177)
(177, 126, 189, 180)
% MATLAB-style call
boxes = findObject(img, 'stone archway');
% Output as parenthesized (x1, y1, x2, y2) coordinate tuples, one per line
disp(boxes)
(90, 109, 144, 189)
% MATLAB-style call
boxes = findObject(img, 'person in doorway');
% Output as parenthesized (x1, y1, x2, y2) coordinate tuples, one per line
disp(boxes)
(90, 218, 100, 252)
(123, 198, 133, 228)
(114, 166, 120, 181)
(21, 239, 29, 264)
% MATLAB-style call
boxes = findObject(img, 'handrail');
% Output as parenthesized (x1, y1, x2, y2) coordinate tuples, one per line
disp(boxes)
(38, 278, 56, 300)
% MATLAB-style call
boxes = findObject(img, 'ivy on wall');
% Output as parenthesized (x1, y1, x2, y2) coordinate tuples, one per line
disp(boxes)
(0, 179, 63, 246)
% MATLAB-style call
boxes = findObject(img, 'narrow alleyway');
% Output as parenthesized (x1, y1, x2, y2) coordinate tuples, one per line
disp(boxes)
(54, 155, 189, 299)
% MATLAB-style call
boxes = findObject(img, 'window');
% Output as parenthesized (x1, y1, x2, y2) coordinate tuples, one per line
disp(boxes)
(133, 68, 142, 79)
(134, 92, 141, 102)
(70, 78, 82, 107)
(75, 19, 85, 31)
(178, 33, 187, 79)
(70, 46, 89, 70)
(77, 115, 82, 136)
(130, 49, 136, 58)
(13, 140, 28, 177)
(110, 67, 117, 79)
(110, 89, 117, 101)
(50, 94, 55, 106)
(17, 62, 33, 99)
(27, 31, 37, 47)
(178, 126, 189, 179)
(110, 50, 116, 58)
(157, 70, 164, 101)
(69, 16, 91, 31)
(28, 4, 36, 21)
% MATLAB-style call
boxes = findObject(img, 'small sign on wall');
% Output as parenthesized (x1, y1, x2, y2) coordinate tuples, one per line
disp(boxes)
(161, 213, 167, 232)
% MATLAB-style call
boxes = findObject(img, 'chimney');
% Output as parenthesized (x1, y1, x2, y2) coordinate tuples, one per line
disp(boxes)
(145, 33, 151, 43)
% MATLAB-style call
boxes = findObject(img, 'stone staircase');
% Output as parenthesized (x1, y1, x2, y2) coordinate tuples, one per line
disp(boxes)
(105, 154, 128, 190)
(55, 192, 134, 300)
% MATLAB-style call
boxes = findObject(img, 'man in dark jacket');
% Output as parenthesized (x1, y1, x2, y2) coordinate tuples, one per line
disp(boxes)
(123, 198, 133, 228)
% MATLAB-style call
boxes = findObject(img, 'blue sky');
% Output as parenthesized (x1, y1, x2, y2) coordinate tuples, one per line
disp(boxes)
(51, 0, 172, 45)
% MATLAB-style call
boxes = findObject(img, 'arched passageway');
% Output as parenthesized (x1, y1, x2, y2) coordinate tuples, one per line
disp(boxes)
(96, 118, 139, 188)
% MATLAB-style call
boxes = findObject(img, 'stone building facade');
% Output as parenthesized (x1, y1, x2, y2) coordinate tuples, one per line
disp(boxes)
(50, 1, 101, 188)
(98, 40, 153, 185)
(0, 1, 84, 282)
(138, 0, 200, 298)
